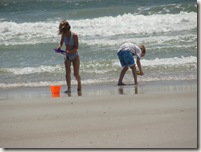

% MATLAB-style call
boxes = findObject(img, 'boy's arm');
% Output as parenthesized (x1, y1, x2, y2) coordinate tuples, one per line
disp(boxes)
(136, 57, 144, 75)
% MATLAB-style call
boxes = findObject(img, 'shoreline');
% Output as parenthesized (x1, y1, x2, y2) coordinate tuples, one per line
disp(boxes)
(0, 79, 197, 99)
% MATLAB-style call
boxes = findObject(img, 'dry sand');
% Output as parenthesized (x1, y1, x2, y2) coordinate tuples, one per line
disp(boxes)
(0, 90, 197, 148)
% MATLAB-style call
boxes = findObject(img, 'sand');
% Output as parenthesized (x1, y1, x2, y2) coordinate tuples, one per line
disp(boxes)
(0, 81, 198, 148)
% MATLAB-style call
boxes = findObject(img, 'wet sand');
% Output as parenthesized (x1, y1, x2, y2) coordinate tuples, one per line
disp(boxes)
(0, 81, 197, 148)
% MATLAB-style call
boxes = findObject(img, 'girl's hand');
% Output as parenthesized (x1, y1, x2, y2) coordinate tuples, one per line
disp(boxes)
(66, 46, 71, 54)
(66, 50, 70, 54)
(57, 46, 61, 50)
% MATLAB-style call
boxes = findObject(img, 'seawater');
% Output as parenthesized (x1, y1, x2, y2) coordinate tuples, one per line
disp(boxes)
(0, 0, 197, 88)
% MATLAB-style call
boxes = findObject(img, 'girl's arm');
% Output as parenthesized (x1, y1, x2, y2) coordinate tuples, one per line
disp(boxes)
(58, 35, 64, 49)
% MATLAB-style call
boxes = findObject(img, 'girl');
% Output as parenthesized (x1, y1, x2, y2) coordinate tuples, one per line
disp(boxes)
(57, 20, 81, 93)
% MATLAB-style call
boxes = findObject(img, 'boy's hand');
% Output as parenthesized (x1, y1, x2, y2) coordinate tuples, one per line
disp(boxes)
(140, 71, 144, 76)
(137, 71, 144, 76)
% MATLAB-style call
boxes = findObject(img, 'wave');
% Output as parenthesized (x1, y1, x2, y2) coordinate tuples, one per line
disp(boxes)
(0, 11, 196, 45)
(0, 74, 197, 88)
(1, 64, 63, 75)
(1, 56, 196, 76)
(142, 56, 197, 67)
(0, 81, 65, 88)
(0, 55, 197, 88)
(113, 55, 197, 67)
(73, 12, 196, 36)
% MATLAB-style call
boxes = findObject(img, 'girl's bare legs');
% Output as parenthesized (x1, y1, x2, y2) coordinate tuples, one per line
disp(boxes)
(72, 56, 82, 91)
(117, 66, 129, 85)
(64, 59, 71, 92)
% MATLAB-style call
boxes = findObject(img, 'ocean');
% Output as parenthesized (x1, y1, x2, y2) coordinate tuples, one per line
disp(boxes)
(0, 0, 197, 89)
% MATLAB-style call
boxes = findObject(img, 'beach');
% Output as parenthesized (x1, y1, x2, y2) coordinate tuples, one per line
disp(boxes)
(0, 0, 197, 149)
(0, 81, 197, 148)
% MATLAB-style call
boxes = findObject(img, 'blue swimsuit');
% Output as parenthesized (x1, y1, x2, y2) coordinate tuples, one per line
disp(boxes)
(64, 32, 79, 61)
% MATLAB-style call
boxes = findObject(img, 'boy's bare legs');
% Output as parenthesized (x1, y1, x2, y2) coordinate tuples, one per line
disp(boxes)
(65, 59, 71, 92)
(130, 65, 138, 85)
(118, 66, 128, 85)
(73, 56, 82, 92)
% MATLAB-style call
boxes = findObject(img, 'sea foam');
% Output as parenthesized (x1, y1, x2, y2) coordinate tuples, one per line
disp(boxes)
(0, 12, 196, 45)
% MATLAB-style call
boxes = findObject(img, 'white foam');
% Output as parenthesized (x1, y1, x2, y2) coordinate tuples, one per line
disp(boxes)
(0, 78, 114, 88)
(74, 12, 196, 36)
(2, 65, 63, 75)
(0, 81, 65, 88)
(0, 21, 58, 45)
(80, 33, 197, 47)
(141, 56, 197, 67)
(0, 74, 196, 89)
(0, 12, 196, 45)
(140, 74, 197, 82)
(112, 56, 197, 67)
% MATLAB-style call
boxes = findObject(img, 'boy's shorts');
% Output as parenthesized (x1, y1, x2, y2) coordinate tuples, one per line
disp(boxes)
(117, 50, 135, 67)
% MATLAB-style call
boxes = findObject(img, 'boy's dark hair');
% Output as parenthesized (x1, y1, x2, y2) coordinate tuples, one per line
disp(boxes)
(139, 45, 146, 54)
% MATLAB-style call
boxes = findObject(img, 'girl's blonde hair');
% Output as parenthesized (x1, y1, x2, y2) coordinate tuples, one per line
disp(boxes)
(58, 20, 71, 35)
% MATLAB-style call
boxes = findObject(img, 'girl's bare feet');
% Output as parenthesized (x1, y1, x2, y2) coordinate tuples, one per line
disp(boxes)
(117, 82, 126, 86)
(64, 89, 71, 93)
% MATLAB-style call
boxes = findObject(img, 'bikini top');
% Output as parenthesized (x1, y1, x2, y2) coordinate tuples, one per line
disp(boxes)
(64, 32, 74, 46)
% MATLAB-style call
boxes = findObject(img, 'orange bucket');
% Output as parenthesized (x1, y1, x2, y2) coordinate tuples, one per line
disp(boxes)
(52, 94, 60, 98)
(50, 85, 60, 95)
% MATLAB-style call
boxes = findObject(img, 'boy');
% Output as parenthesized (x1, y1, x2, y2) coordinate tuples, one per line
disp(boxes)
(117, 42, 146, 85)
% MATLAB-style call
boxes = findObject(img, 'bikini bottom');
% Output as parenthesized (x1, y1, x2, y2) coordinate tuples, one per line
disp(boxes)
(65, 53, 79, 61)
